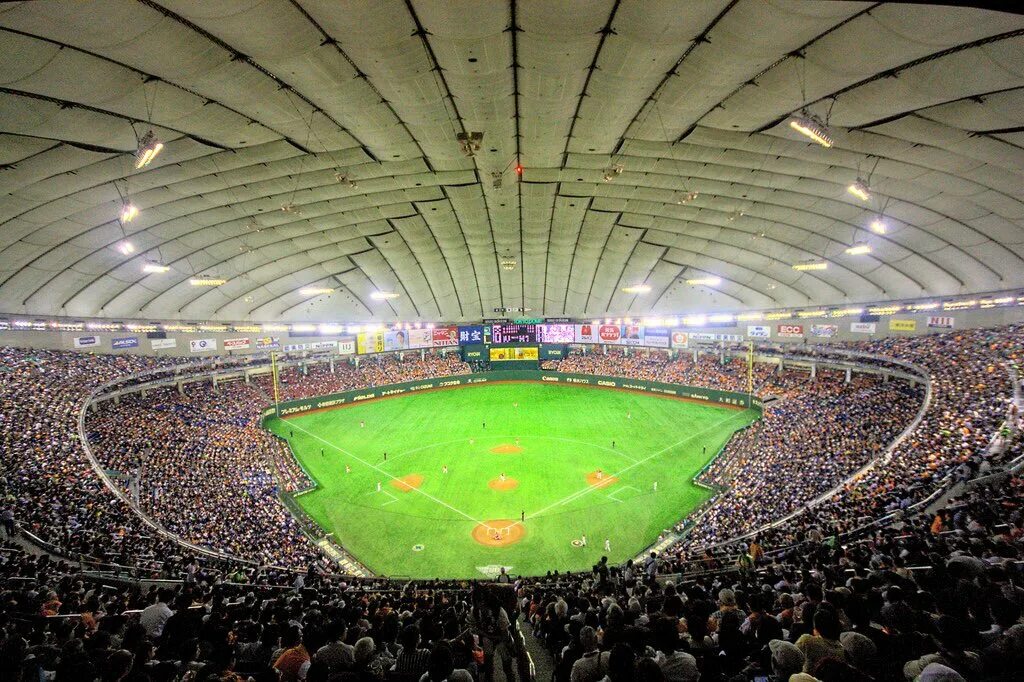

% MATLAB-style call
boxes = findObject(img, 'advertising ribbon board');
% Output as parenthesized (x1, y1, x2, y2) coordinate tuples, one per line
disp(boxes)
(190, 338, 217, 352)
(889, 319, 917, 332)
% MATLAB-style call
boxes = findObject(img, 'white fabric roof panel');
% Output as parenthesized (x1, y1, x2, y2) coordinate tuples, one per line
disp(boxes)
(1, 1, 1023, 323)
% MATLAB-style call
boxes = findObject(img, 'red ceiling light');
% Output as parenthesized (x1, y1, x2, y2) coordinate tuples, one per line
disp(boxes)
(514, 163, 523, 175)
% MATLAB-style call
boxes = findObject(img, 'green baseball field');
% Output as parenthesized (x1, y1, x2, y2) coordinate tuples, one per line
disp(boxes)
(265, 381, 758, 579)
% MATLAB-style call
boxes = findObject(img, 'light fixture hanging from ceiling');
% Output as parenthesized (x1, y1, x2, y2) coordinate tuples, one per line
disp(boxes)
(142, 262, 170, 273)
(847, 177, 871, 201)
(457, 131, 484, 157)
(371, 291, 399, 300)
(334, 172, 357, 188)
(792, 260, 828, 271)
(500, 250, 517, 271)
(622, 284, 651, 294)
(686, 276, 722, 286)
(117, 241, 135, 255)
(490, 171, 503, 189)
(134, 130, 164, 169)
(602, 164, 624, 182)
(280, 202, 301, 215)
(120, 204, 139, 223)
(675, 190, 699, 205)
(789, 111, 833, 148)
(845, 243, 872, 255)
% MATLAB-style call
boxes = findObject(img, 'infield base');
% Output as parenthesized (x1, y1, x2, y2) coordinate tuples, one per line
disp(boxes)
(472, 520, 525, 547)
(586, 471, 618, 488)
(488, 477, 519, 491)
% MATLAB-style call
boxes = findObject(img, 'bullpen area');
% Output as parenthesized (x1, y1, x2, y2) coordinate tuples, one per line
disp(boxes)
(266, 381, 758, 578)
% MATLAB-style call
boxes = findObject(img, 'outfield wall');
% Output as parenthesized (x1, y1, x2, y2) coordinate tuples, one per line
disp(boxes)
(261, 370, 762, 422)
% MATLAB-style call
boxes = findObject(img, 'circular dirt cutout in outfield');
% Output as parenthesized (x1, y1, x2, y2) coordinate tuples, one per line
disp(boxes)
(390, 474, 424, 492)
(490, 443, 523, 454)
(585, 471, 618, 488)
(488, 477, 519, 491)
(472, 519, 526, 547)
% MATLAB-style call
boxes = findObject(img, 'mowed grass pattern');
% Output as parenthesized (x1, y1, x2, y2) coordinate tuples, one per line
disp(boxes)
(266, 382, 757, 578)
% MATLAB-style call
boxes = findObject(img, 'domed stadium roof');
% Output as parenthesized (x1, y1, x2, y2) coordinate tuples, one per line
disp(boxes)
(1, 1, 1023, 323)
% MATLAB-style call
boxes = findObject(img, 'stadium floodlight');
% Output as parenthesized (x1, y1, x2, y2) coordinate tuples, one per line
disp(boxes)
(686, 276, 722, 286)
(845, 243, 871, 255)
(737, 312, 763, 321)
(141, 262, 170, 273)
(134, 130, 164, 169)
(300, 287, 334, 296)
(261, 324, 288, 332)
(334, 172, 357, 188)
(189, 278, 226, 286)
(708, 314, 734, 325)
(683, 315, 706, 327)
(319, 324, 344, 334)
(870, 218, 887, 234)
(291, 324, 316, 333)
(847, 178, 871, 201)
(622, 284, 651, 294)
(664, 317, 679, 327)
(789, 111, 833, 148)
(116, 240, 135, 255)
(120, 204, 139, 223)
(280, 202, 301, 214)
(792, 260, 828, 271)
(371, 291, 399, 300)
(500, 255, 517, 271)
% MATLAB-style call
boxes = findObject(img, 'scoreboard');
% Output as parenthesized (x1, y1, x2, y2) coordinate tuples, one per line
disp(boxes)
(488, 323, 537, 344)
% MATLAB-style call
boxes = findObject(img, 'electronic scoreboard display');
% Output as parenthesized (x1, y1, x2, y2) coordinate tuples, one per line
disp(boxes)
(488, 323, 538, 344)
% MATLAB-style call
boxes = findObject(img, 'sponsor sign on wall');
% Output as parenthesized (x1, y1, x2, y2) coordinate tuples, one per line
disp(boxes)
(356, 332, 383, 354)
(308, 341, 338, 352)
(456, 325, 484, 345)
(537, 323, 575, 343)
(889, 319, 917, 332)
(810, 324, 839, 338)
(255, 337, 280, 350)
(432, 326, 459, 347)
(776, 324, 804, 338)
(190, 338, 217, 352)
(688, 332, 743, 342)
(643, 328, 670, 348)
(111, 336, 139, 349)
(383, 330, 409, 351)
(337, 340, 355, 355)
(150, 338, 177, 350)
(224, 337, 250, 350)
(670, 331, 689, 348)
(407, 328, 434, 348)
(73, 335, 100, 348)
(928, 315, 954, 329)
(747, 325, 770, 338)
(850, 322, 876, 334)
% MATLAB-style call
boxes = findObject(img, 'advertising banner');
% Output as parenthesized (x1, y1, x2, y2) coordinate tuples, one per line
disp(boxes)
(407, 328, 433, 348)
(489, 347, 540, 361)
(255, 337, 280, 350)
(432, 326, 459, 347)
(111, 336, 139, 349)
(189, 338, 217, 352)
(574, 324, 599, 343)
(850, 322, 876, 334)
(928, 316, 954, 329)
(73, 335, 100, 348)
(671, 331, 689, 349)
(457, 325, 484, 346)
(776, 324, 804, 338)
(308, 341, 337, 352)
(747, 325, 770, 338)
(337, 340, 355, 355)
(537, 323, 575, 343)
(356, 332, 384, 355)
(810, 324, 839, 338)
(889, 319, 917, 332)
(689, 332, 743, 342)
(224, 337, 250, 350)
(151, 338, 177, 350)
(644, 328, 671, 348)
(383, 330, 409, 351)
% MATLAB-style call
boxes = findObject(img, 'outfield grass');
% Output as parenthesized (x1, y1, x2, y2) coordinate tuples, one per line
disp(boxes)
(266, 381, 757, 579)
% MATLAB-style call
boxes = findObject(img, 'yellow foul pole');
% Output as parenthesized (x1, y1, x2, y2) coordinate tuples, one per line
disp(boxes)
(270, 350, 281, 413)
(747, 341, 754, 396)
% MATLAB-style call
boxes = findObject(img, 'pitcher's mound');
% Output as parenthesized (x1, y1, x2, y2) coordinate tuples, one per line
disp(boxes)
(586, 471, 618, 488)
(490, 444, 523, 455)
(472, 520, 526, 547)
(488, 477, 519, 491)
(390, 474, 423, 492)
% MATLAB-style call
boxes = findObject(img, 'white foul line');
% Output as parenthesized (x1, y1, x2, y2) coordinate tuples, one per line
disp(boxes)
(286, 420, 494, 528)
(527, 409, 755, 519)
